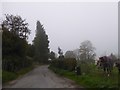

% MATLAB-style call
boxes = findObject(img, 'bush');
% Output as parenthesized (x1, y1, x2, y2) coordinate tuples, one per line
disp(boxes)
(63, 58, 77, 71)
(77, 60, 93, 74)
(17, 65, 34, 75)
(50, 58, 77, 71)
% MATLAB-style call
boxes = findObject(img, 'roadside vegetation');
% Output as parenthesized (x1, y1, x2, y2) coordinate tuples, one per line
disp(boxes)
(1, 14, 120, 89)
(3, 65, 34, 83)
(2, 14, 49, 84)
(49, 63, 118, 89)
(49, 41, 119, 89)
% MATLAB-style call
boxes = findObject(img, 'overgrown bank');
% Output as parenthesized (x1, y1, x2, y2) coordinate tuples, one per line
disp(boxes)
(3, 65, 34, 84)
(49, 64, 118, 89)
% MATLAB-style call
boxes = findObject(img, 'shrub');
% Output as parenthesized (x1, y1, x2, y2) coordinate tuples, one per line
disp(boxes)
(50, 58, 77, 71)
(64, 58, 77, 71)
(78, 60, 93, 74)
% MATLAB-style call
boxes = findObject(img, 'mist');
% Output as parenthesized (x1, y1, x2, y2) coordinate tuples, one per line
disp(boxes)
(1, 2, 118, 56)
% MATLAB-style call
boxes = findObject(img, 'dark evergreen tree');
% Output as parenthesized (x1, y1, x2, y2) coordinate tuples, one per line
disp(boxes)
(49, 51, 56, 60)
(26, 44, 35, 58)
(33, 21, 49, 63)
(58, 47, 64, 59)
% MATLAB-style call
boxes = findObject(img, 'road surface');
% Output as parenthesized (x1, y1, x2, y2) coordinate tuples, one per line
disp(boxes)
(3, 65, 80, 88)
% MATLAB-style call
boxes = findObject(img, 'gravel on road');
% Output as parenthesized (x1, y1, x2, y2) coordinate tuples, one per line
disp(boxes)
(3, 65, 80, 88)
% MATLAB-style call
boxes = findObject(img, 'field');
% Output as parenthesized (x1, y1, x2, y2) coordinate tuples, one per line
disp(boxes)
(49, 64, 119, 89)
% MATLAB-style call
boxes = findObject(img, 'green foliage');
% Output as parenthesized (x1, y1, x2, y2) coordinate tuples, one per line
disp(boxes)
(26, 44, 35, 58)
(77, 60, 94, 74)
(49, 64, 119, 88)
(17, 65, 34, 75)
(2, 15, 32, 72)
(63, 58, 77, 71)
(2, 65, 35, 84)
(3, 29, 26, 71)
(49, 51, 56, 60)
(2, 29, 27, 58)
(50, 58, 77, 71)
(2, 70, 17, 83)
(33, 21, 49, 63)
(49, 66, 75, 76)
(2, 14, 30, 39)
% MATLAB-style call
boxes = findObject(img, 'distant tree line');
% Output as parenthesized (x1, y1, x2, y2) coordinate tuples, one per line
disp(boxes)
(50, 40, 96, 75)
(50, 40, 119, 75)
(64, 40, 96, 61)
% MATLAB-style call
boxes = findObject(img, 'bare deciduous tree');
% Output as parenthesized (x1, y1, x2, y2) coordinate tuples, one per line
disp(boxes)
(65, 50, 76, 58)
(79, 40, 96, 61)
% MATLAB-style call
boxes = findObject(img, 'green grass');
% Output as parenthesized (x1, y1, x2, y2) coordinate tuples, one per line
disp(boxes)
(2, 70, 17, 83)
(17, 66, 34, 75)
(49, 65, 119, 88)
(3, 65, 35, 84)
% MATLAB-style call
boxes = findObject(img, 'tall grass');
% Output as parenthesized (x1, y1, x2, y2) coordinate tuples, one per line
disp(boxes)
(2, 65, 34, 84)
(2, 70, 17, 83)
(49, 64, 119, 88)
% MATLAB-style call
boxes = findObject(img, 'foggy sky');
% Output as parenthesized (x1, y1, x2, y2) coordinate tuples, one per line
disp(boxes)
(1, 2, 118, 56)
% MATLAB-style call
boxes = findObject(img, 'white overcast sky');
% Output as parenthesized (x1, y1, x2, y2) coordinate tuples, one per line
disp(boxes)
(0, 1, 118, 56)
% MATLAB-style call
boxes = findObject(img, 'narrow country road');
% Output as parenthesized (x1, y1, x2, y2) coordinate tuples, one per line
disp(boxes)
(3, 65, 80, 88)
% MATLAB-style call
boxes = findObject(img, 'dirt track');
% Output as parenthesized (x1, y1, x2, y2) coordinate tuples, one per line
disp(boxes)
(3, 65, 79, 88)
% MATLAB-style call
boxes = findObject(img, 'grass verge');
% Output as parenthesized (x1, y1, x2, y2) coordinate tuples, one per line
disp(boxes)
(17, 66, 34, 75)
(2, 70, 17, 83)
(49, 65, 119, 89)
(3, 65, 34, 84)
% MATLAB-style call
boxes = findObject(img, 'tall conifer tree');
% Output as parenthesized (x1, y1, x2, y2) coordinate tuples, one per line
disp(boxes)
(33, 21, 49, 63)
